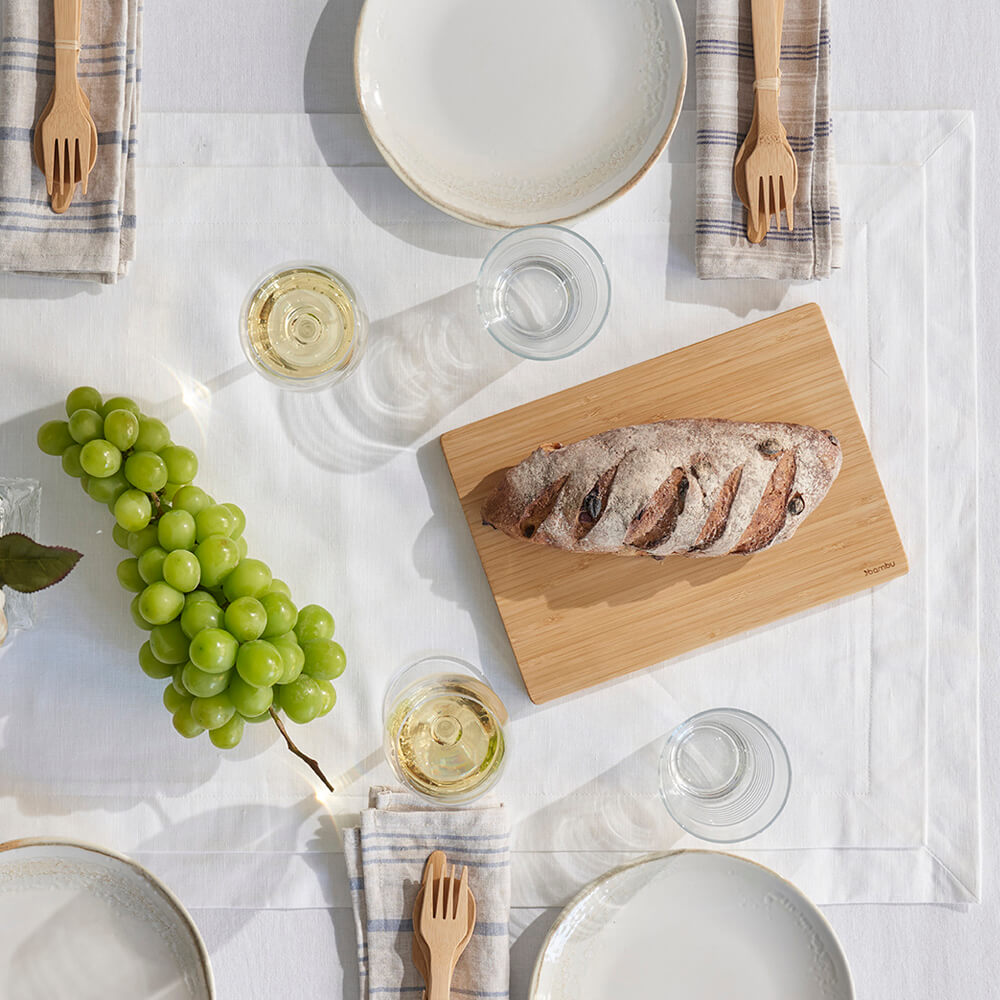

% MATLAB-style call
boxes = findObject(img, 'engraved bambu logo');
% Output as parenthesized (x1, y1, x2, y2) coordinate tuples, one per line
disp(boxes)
(863, 561, 896, 577)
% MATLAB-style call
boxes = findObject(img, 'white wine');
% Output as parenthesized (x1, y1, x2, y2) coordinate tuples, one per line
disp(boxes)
(387, 674, 507, 802)
(242, 265, 366, 386)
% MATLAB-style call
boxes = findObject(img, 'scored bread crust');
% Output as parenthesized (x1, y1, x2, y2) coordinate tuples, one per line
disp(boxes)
(480, 418, 843, 558)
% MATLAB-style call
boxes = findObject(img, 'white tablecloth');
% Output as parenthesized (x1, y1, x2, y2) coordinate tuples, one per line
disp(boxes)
(2, 0, 997, 997)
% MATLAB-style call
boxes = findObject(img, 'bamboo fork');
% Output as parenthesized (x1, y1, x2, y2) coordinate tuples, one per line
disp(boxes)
(36, 0, 97, 212)
(418, 861, 474, 1000)
(742, 0, 798, 238)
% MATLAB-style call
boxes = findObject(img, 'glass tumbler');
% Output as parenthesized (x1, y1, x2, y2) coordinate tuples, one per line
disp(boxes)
(0, 477, 42, 632)
(240, 262, 369, 391)
(658, 708, 791, 843)
(383, 656, 509, 805)
(477, 225, 611, 360)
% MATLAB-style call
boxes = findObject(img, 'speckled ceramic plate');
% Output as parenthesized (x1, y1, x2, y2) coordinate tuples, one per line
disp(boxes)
(354, 0, 686, 227)
(0, 839, 214, 1000)
(530, 851, 854, 1000)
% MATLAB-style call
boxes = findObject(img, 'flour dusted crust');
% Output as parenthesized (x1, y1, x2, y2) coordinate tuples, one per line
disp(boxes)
(481, 419, 843, 558)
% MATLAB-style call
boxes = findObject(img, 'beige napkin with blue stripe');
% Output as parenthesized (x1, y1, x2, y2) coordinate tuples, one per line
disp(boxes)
(344, 787, 511, 1000)
(695, 0, 843, 278)
(0, 0, 142, 281)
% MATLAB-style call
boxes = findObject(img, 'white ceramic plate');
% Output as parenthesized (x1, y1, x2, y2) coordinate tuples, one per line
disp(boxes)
(354, 0, 687, 227)
(531, 851, 854, 1000)
(0, 839, 214, 1000)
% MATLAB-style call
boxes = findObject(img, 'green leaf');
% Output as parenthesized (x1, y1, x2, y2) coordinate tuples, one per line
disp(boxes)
(0, 533, 82, 593)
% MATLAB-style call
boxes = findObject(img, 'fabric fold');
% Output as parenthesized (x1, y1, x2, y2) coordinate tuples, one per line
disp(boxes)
(0, 0, 142, 281)
(695, 0, 842, 278)
(345, 787, 511, 1000)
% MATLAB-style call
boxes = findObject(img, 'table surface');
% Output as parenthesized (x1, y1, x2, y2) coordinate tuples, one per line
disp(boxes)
(9, 1, 1000, 997)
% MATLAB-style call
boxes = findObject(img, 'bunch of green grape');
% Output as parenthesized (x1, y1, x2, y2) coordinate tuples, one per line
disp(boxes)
(38, 386, 345, 750)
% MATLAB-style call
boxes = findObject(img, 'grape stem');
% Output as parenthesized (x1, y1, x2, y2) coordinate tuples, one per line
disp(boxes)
(268, 707, 334, 792)
(148, 491, 166, 520)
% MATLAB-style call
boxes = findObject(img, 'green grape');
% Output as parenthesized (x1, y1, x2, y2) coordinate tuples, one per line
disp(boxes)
(68, 408, 105, 445)
(235, 537, 248, 560)
(184, 588, 217, 607)
(277, 676, 324, 724)
(315, 679, 337, 716)
(195, 504, 238, 542)
(127, 523, 160, 556)
(171, 664, 190, 696)
(242, 711, 273, 724)
(157, 509, 197, 551)
(266, 578, 292, 598)
(227, 674, 274, 717)
(137, 545, 168, 584)
(172, 704, 205, 739)
(163, 684, 191, 714)
(87, 469, 129, 504)
(138, 582, 184, 625)
(236, 640, 283, 688)
(117, 557, 145, 593)
(161, 483, 182, 503)
(65, 386, 102, 416)
(124, 451, 168, 493)
(61, 444, 85, 478)
(163, 550, 201, 592)
(224, 596, 267, 642)
(294, 604, 335, 643)
(210, 713, 245, 749)
(112, 523, 131, 549)
(223, 558, 271, 601)
(172, 485, 212, 516)
(130, 594, 155, 631)
(189, 627, 238, 673)
(38, 419, 75, 455)
(139, 641, 175, 679)
(134, 416, 170, 452)
(260, 593, 297, 638)
(302, 638, 346, 681)
(223, 503, 246, 538)
(190, 692, 236, 731)
(81, 476, 92, 494)
(160, 445, 198, 485)
(80, 439, 122, 478)
(103, 408, 140, 450)
(115, 489, 152, 532)
(149, 621, 190, 664)
(180, 598, 224, 639)
(195, 535, 240, 587)
(181, 662, 231, 698)
(271, 633, 305, 685)
(100, 396, 141, 419)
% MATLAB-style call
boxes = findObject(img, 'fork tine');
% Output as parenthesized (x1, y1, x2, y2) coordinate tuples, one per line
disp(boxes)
(782, 175, 794, 230)
(455, 866, 470, 924)
(421, 865, 435, 926)
(443, 865, 455, 918)
(768, 176, 779, 231)
(62, 139, 71, 200)
(43, 136, 55, 196)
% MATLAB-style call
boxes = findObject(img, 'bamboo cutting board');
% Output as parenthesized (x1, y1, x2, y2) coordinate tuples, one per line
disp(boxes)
(440, 304, 908, 704)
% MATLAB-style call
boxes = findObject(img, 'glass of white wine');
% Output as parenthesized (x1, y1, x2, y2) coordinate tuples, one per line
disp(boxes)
(383, 656, 509, 805)
(240, 262, 369, 390)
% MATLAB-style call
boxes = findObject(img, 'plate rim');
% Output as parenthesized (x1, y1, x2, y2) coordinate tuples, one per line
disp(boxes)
(0, 836, 216, 999)
(527, 848, 855, 1000)
(352, 0, 688, 229)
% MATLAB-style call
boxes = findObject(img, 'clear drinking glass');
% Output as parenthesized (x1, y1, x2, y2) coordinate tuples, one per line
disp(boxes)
(383, 655, 509, 805)
(0, 477, 42, 631)
(477, 225, 611, 360)
(240, 262, 369, 391)
(658, 708, 791, 843)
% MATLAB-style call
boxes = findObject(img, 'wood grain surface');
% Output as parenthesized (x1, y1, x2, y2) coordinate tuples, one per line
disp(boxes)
(440, 304, 908, 704)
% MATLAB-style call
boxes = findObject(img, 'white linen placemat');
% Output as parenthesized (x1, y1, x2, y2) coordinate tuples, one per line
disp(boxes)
(0, 0, 142, 281)
(0, 110, 977, 908)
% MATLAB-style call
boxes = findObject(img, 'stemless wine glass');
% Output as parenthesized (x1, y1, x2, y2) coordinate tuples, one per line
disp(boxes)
(477, 225, 611, 360)
(383, 656, 510, 805)
(239, 262, 369, 391)
(658, 708, 791, 843)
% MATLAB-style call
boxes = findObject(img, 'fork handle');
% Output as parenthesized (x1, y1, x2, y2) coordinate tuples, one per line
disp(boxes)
(428, 954, 453, 1000)
(52, 0, 80, 99)
(749, 0, 782, 127)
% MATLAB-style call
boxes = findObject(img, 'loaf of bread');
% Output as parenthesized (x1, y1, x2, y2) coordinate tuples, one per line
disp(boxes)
(481, 418, 842, 558)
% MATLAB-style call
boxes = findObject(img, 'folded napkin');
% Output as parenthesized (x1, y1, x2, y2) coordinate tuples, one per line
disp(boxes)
(344, 787, 511, 1000)
(0, 0, 142, 282)
(695, 0, 842, 279)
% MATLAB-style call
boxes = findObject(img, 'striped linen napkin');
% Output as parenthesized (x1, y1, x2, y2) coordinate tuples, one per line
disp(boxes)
(0, 0, 142, 282)
(344, 787, 511, 1000)
(695, 0, 843, 278)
